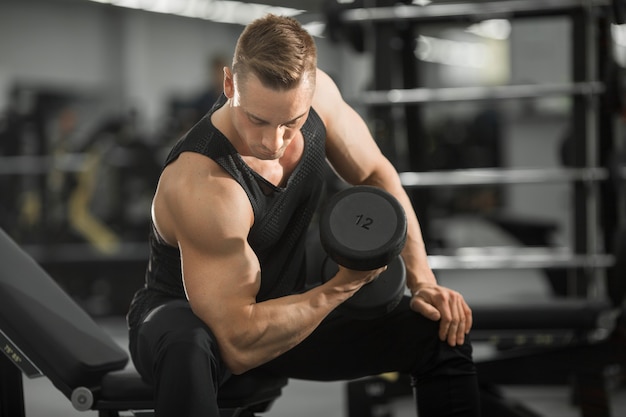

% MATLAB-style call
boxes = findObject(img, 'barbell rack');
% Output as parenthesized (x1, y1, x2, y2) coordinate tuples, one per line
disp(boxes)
(359, 81, 605, 106)
(341, 0, 611, 24)
(427, 246, 615, 270)
(398, 166, 616, 187)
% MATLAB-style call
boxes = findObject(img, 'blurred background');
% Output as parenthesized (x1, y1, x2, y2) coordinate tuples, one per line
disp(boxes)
(2, 1, 626, 416)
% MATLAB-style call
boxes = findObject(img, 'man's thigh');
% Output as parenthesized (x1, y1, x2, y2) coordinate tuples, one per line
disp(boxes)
(259, 296, 441, 381)
(129, 299, 229, 384)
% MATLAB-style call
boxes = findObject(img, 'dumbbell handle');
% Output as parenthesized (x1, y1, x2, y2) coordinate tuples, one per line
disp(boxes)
(322, 255, 406, 319)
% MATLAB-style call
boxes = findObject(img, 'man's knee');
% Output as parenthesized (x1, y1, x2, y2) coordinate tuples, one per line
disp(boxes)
(411, 335, 477, 380)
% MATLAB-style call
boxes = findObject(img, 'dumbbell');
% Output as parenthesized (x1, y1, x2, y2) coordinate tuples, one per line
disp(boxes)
(319, 185, 408, 319)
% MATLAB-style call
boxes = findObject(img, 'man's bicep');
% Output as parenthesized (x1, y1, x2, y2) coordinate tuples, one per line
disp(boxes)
(175, 204, 260, 325)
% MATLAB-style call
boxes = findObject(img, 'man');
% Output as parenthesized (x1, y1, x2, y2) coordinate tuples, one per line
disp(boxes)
(128, 14, 480, 416)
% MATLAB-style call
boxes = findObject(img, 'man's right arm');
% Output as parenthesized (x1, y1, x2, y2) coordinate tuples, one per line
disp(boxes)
(154, 154, 383, 374)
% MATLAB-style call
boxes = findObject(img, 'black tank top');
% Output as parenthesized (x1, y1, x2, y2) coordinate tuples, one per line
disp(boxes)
(128, 95, 327, 327)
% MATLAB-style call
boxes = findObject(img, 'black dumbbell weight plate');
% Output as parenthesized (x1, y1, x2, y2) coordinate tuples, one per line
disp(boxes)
(319, 185, 407, 271)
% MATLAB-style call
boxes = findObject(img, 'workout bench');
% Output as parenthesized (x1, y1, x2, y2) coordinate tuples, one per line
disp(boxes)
(0, 227, 287, 417)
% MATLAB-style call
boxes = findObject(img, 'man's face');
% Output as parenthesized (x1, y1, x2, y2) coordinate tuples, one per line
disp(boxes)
(227, 71, 314, 160)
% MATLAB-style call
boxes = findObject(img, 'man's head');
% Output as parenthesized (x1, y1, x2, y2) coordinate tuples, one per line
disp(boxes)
(232, 14, 317, 92)
(223, 15, 318, 161)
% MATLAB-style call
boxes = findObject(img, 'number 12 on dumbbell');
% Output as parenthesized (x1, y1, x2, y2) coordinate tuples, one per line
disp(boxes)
(354, 214, 373, 230)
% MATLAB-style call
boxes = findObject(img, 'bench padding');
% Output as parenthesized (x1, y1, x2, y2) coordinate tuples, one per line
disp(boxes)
(0, 228, 128, 396)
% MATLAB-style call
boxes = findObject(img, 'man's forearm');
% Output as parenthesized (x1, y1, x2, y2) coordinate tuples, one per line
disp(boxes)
(203, 277, 362, 375)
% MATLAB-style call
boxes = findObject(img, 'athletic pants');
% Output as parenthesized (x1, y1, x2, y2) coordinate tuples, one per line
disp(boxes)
(129, 296, 481, 416)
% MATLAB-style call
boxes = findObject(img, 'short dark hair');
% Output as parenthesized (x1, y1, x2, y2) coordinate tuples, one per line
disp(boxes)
(233, 14, 317, 91)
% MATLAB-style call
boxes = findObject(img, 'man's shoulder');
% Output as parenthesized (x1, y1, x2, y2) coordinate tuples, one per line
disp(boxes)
(162, 152, 244, 200)
(312, 68, 343, 127)
(155, 156, 252, 241)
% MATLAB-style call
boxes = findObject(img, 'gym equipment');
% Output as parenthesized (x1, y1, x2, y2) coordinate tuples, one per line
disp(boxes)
(319, 185, 407, 319)
(399, 166, 612, 187)
(427, 246, 615, 270)
(322, 255, 406, 319)
(0, 227, 287, 417)
(339, 0, 612, 24)
(359, 82, 605, 106)
(326, 0, 616, 55)
(328, 0, 625, 414)
(320, 185, 407, 270)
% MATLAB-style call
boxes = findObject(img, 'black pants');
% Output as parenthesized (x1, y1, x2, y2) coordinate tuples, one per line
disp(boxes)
(129, 296, 481, 416)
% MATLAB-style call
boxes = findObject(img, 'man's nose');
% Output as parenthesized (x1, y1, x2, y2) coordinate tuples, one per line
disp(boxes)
(262, 126, 285, 151)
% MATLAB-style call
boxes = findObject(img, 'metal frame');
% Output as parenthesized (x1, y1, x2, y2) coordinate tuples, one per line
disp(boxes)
(331, 2, 624, 416)
(359, 81, 606, 105)
(341, 0, 611, 24)
(399, 167, 612, 187)
(427, 247, 615, 270)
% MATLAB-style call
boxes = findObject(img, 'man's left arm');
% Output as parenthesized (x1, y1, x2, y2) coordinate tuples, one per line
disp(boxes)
(314, 69, 472, 346)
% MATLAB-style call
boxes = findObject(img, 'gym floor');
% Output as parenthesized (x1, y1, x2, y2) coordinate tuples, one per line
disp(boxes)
(21, 216, 626, 417)
(21, 365, 626, 417)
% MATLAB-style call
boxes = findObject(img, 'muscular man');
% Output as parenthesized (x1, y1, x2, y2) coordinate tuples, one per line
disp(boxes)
(128, 14, 480, 416)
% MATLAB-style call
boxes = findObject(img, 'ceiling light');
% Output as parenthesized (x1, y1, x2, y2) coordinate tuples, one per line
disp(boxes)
(84, 0, 305, 26)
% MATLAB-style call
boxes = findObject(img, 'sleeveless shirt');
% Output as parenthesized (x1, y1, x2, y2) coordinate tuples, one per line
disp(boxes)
(127, 95, 328, 328)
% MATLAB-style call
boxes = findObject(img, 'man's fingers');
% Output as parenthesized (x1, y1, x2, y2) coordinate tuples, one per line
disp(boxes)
(442, 295, 467, 346)
(455, 301, 466, 345)
(464, 302, 473, 334)
(437, 295, 453, 342)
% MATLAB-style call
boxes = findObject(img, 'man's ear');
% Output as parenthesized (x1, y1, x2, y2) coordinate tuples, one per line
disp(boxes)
(223, 67, 234, 99)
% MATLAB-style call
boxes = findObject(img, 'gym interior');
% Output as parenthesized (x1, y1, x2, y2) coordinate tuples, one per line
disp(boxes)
(1, 0, 626, 416)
